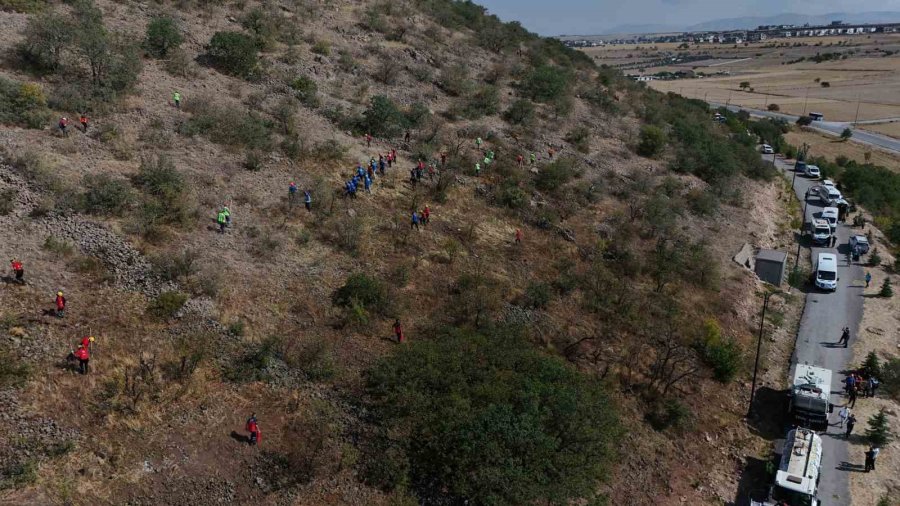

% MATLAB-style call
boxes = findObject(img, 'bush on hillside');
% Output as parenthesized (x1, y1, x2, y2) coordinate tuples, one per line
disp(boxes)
(360, 95, 409, 138)
(148, 291, 188, 319)
(697, 319, 741, 382)
(535, 157, 579, 192)
(459, 85, 499, 119)
(290, 75, 318, 107)
(207, 31, 258, 77)
(180, 98, 273, 150)
(80, 173, 133, 216)
(332, 273, 392, 316)
(144, 16, 183, 58)
(520, 65, 573, 102)
(363, 327, 620, 504)
(241, 6, 282, 50)
(0, 79, 51, 128)
(636, 125, 666, 157)
(796, 116, 813, 126)
(503, 99, 535, 125)
(18, 11, 70, 72)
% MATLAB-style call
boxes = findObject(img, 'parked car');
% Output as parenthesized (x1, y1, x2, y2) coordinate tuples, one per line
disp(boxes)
(850, 235, 870, 254)
(761, 144, 774, 154)
(804, 165, 821, 179)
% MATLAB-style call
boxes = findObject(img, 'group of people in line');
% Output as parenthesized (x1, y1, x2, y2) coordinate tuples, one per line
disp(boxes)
(344, 149, 397, 197)
(844, 369, 880, 409)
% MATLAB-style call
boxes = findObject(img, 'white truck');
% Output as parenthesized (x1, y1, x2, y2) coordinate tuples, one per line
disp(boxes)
(752, 427, 823, 506)
(788, 364, 833, 431)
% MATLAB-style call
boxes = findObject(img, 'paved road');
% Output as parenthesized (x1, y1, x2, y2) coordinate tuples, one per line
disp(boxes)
(713, 102, 900, 154)
(772, 156, 864, 506)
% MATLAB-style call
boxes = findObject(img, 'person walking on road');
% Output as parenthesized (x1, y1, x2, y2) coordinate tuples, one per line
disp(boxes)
(838, 405, 849, 428)
(845, 373, 856, 393)
(849, 387, 858, 408)
(865, 271, 872, 288)
(839, 326, 850, 348)
(845, 414, 857, 438)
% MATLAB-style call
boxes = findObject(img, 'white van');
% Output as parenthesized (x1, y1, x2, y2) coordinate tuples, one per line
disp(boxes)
(821, 187, 842, 206)
(815, 253, 838, 291)
(811, 219, 831, 245)
(821, 207, 839, 232)
(805, 165, 820, 178)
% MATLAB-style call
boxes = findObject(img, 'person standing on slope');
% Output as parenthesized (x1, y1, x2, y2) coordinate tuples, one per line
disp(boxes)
(246, 413, 261, 446)
(10, 258, 24, 284)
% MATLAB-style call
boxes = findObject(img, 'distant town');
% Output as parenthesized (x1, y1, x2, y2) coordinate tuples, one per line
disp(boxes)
(562, 20, 900, 47)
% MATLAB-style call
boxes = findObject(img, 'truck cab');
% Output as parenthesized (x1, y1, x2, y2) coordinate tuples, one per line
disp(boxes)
(788, 364, 833, 430)
(810, 219, 831, 246)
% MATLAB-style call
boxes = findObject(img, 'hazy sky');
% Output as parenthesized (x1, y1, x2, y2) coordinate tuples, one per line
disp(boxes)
(477, 0, 900, 35)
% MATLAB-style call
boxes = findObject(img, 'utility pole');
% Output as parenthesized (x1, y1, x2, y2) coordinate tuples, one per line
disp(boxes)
(854, 94, 862, 126)
(748, 291, 775, 418)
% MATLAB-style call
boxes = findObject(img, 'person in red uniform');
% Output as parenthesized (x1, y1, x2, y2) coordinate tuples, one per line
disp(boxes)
(73, 344, 89, 374)
(79, 114, 89, 132)
(393, 319, 404, 343)
(422, 204, 431, 226)
(55, 291, 66, 317)
(515, 228, 523, 244)
(58, 117, 69, 137)
(10, 259, 24, 284)
(246, 413, 261, 445)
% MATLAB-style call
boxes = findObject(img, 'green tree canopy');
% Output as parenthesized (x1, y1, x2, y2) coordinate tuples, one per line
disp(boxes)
(364, 327, 620, 505)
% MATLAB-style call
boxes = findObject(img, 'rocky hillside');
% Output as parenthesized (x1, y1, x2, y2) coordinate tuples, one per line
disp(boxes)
(0, 1, 796, 504)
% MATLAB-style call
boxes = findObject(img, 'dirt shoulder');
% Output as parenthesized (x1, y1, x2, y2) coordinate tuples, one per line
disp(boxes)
(848, 224, 900, 504)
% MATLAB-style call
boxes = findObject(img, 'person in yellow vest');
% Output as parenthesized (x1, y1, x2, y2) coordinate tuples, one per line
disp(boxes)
(173, 91, 181, 109)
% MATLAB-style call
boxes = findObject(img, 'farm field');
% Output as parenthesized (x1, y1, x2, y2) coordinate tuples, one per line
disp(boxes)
(859, 121, 900, 139)
(581, 34, 900, 125)
(785, 129, 900, 170)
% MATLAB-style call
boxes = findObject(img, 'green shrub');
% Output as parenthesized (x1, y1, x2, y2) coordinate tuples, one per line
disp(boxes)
(360, 95, 409, 138)
(0, 349, 31, 388)
(332, 273, 392, 316)
(223, 336, 284, 383)
(880, 278, 893, 298)
(0, 79, 51, 129)
(80, 173, 133, 216)
(181, 98, 273, 150)
(865, 408, 894, 447)
(42, 236, 74, 257)
(523, 281, 551, 309)
(0, 189, 14, 216)
(242, 6, 282, 50)
(698, 319, 741, 382)
(363, 327, 620, 504)
(882, 358, 900, 400)
(459, 85, 499, 119)
(646, 398, 690, 431)
(637, 125, 666, 157)
(520, 65, 573, 102)
(151, 249, 198, 282)
(502, 99, 535, 125)
(18, 12, 70, 72)
(311, 39, 331, 56)
(796, 116, 813, 126)
(207, 31, 258, 77)
(535, 157, 578, 192)
(144, 16, 183, 58)
(0, 0, 45, 13)
(438, 64, 472, 97)
(861, 351, 882, 378)
(290, 75, 319, 107)
(148, 291, 188, 319)
(131, 155, 192, 229)
(497, 182, 528, 209)
(564, 127, 591, 153)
